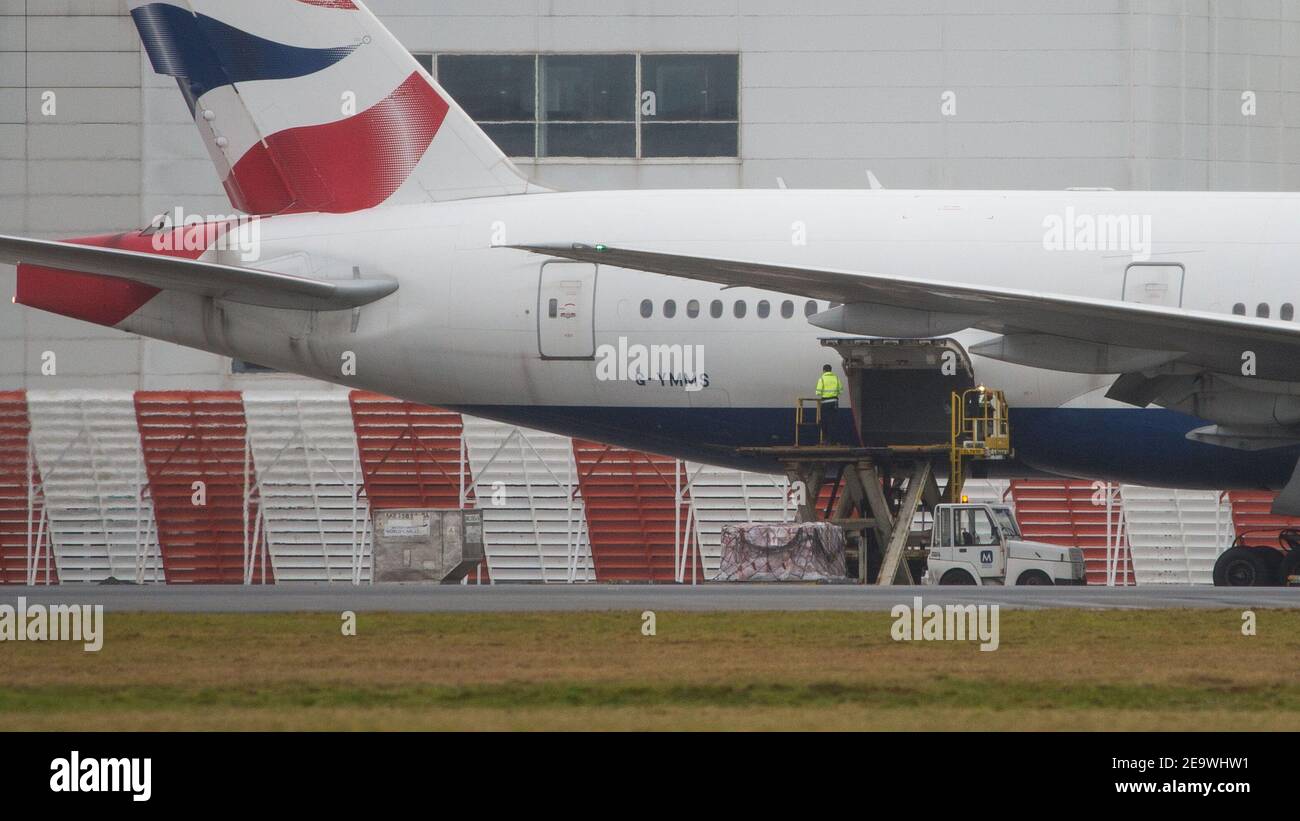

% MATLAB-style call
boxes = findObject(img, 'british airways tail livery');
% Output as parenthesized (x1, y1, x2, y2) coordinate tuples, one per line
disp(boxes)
(130, 0, 539, 212)
(6, 1, 1300, 514)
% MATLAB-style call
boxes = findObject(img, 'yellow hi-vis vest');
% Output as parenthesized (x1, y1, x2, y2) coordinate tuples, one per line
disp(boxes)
(816, 372, 842, 401)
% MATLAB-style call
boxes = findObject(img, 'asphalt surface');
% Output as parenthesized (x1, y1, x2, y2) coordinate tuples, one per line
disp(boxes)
(1, 584, 1296, 613)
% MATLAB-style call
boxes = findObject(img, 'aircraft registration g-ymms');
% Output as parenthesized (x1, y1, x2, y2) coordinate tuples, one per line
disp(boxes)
(5, 1, 1300, 516)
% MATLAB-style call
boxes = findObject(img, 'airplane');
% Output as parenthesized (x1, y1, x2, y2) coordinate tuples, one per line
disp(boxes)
(5, 0, 1300, 532)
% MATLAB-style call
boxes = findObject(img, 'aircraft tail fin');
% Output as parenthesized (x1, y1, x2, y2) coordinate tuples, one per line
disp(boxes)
(128, 0, 539, 216)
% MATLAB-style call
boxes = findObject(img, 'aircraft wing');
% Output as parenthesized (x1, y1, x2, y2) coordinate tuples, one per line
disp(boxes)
(0, 234, 398, 311)
(512, 243, 1300, 383)
(515, 242, 1300, 514)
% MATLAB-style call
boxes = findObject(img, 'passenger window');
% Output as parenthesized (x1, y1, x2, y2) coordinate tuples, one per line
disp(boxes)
(664, 299, 677, 318)
(804, 300, 818, 317)
(687, 299, 700, 318)
(640, 299, 653, 318)
(548, 298, 558, 319)
(710, 299, 723, 319)
(734, 300, 747, 318)
(1284, 303, 1295, 321)
(757, 300, 771, 318)
(781, 300, 794, 319)
(1257, 303, 1270, 318)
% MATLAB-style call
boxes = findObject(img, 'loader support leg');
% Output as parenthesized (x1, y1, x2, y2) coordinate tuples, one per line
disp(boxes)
(877, 461, 931, 586)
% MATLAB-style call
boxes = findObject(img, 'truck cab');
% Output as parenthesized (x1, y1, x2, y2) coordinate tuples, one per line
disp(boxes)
(924, 503, 1087, 586)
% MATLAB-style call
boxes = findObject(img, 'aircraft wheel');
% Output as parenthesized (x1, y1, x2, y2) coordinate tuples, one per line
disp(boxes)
(1213, 547, 1274, 587)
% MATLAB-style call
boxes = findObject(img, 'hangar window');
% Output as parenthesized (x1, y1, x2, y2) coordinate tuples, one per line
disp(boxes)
(757, 300, 771, 318)
(641, 54, 739, 157)
(1284, 303, 1295, 321)
(804, 300, 818, 317)
(687, 299, 700, 318)
(640, 299, 653, 318)
(781, 300, 794, 319)
(1232, 303, 1246, 315)
(428, 52, 739, 159)
(710, 299, 723, 318)
(432, 55, 537, 157)
(734, 300, 747, 318)
(1257, 303, 1270, 318)
(663, 299, 678, 318)
(541, 54, 636, 157)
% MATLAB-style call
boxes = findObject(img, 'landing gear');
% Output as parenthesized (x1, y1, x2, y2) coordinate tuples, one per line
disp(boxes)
(1212, 546, 1274, 587)
(1211, 527, 1300, 586)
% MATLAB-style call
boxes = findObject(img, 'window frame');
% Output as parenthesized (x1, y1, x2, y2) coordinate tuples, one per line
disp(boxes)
(957, 507, 1000, 547)
(427, 52, 741, 162)
(639, 53, 741, 158)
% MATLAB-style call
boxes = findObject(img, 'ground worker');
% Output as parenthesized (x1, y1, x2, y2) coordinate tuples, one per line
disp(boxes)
(815, 364, 842, 444)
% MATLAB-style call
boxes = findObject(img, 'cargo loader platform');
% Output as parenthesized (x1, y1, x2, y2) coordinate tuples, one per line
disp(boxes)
(739, 338, 1013, 585)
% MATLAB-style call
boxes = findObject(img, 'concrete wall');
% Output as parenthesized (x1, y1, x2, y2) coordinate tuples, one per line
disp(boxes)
(4, 0, 1300, 391)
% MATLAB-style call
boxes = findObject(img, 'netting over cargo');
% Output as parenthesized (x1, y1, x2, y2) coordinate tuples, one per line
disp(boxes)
(716, 522, 846, 582)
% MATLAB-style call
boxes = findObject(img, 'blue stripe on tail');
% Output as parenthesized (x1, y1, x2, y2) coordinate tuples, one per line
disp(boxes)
(130, 3, 358, 100)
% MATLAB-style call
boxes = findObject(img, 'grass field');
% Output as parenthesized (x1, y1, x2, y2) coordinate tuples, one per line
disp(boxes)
(2, 609, 1299, 730)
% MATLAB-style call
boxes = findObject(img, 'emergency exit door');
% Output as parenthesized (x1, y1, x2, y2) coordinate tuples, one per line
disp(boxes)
(538, 261, 597, 359)
(1122, 262, 1185, 307)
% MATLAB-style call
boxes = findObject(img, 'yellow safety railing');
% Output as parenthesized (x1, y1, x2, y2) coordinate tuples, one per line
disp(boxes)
(794, 398, 824, 447)
(949, 387, 1013, 501)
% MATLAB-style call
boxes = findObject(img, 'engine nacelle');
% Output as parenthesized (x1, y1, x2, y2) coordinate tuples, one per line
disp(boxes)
(1165, 389, 1300, 428)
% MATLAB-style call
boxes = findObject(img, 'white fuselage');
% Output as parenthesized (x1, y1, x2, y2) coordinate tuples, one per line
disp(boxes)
(116, 188, 1300, 487)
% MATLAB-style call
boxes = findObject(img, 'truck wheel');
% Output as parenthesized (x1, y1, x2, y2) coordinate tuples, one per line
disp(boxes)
(1212, 547, 1273, 587)
(1016, 569, 1054, 586)
(939, 569, 977, 585)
